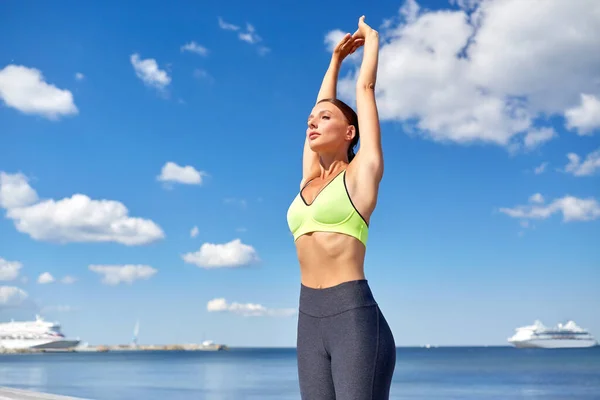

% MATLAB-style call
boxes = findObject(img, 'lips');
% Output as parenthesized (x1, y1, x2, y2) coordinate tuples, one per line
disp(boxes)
(309, 131, 320, 140)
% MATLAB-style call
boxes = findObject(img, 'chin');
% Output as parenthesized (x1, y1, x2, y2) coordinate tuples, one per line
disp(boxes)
(308, 137, 330, 153)
(308, 141, 326, 153)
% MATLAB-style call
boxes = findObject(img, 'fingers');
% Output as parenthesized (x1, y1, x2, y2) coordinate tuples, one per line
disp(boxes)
(339, 32, 352, 44)
(347, 37, 365, 54)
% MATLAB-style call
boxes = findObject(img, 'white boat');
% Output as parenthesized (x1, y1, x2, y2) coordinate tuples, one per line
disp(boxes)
(508, 320, 598, 348)
(0, 315, 80, 350)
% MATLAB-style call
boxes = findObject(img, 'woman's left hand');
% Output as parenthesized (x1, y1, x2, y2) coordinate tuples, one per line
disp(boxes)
(333, 33, 365, 62)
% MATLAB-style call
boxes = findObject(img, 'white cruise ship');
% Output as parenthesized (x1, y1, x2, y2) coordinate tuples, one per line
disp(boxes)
(0, 315, 80, 350)
(508, 320, 597, 349)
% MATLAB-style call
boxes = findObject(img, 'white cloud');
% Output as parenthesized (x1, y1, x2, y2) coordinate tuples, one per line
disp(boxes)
(130, 53, 171, 90)
(238, 23, 260, 44)
(181, 41, 209, 56)
(190, 226, 199, 238)
(0, 171, 165, 245)
(218, 17, 240, 31)
(0, 257, 22, 281)
(37, 272, 54, 284)
(0, 172, 39, 209)
(0, 286, 28, 308)
(0, 64, 78, 119)
(534, 162, 548, 175)
(565, 94, 600, 135)
(218, 18, 270, 55)
(182, 239, 259, 268)
(207, 298, 295, 317)
(89, 264, 157, 285)
(529, 193, 544, 204)
(334, 0, 600, 150)
(499, 194, 600, 222)
(523, 128, 557, 151)
(157, 162, 205, 185)
(564, 149, 600, 177)
(75, 72, 85, 81)
(61, 275, 76, 284)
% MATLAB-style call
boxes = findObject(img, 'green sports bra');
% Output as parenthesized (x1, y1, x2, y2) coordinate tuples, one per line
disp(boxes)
(286, 169, 369, 246)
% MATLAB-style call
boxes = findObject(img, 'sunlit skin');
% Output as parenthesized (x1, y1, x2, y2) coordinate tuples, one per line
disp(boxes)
(295, 16, 383, 289)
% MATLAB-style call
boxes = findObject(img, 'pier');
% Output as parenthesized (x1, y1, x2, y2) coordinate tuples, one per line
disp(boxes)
(0, 342, 228, 354)
(0, 387, 87, 400)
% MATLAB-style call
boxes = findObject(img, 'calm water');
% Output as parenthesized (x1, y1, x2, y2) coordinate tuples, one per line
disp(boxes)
(1, 347, 599, 399)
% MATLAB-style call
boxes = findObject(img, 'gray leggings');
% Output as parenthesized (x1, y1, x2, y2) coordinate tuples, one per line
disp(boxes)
(297, 279, 396, 399)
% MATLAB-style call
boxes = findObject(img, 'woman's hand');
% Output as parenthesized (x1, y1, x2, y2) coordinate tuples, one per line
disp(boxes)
(352, 15, 377, 39)
(332, 33, 365, 62)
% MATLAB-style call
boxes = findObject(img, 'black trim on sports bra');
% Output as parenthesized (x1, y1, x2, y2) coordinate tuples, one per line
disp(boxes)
(343, 171, 369, 227)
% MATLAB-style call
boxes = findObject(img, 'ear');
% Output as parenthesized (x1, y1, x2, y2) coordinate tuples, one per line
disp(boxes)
(345, 125, 356, 142)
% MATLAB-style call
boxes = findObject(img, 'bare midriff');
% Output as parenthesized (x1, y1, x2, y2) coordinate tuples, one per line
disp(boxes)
(295, 231, 366, 289)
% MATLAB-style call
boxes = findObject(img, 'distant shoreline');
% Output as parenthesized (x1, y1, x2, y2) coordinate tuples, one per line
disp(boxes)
(4, 344, 594, 355)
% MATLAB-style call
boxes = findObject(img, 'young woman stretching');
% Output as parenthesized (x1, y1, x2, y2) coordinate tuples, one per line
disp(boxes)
(287, 16, 396, 400)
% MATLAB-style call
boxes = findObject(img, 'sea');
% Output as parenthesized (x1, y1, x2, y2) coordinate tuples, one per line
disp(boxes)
(0, 346, 599, 400)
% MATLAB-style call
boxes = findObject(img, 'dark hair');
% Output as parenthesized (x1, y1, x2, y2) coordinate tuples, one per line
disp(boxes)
(318, 98, 359, 162)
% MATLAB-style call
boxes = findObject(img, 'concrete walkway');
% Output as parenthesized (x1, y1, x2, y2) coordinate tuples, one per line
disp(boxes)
(0, 387, 88, 400)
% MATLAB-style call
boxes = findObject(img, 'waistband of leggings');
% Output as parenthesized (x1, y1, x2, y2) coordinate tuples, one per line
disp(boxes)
(299, 279, 377, 318)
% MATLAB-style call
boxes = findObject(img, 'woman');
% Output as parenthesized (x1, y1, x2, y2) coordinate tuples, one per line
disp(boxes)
(286, 16, 396, 400)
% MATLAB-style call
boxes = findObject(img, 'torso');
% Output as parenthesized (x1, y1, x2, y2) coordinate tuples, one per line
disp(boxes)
(288, 162, 377, 289)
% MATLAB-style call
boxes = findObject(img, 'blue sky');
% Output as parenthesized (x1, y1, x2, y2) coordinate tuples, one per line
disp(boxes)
(0, 0, 599, 347)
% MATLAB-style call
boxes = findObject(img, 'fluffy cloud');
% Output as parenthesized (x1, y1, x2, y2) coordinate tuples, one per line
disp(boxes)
(564, 149, 600, 177)
(89, 264, 157, 285)
(182, 239, 259, 268)
(190, 226, 199, 238)
(130, 53, 171, 90)
(0, 171, 164, 245)
(181, 41, 209, 56)
(207, 298, 295, 317)
(0, 286, 28, 308)
(0, 64, 78, 119)
(157, 162, 206, 185)
(499, 194, 600, 222)
(0, 172, 39, 209)
(565, 94, 600, 135)
(334, 0, 600, 149)
(37, 272, 54, 284)
(0, 257, 22, 281)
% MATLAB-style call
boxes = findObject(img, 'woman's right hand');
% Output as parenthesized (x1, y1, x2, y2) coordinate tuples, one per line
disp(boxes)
(352, 15, 377, 39)
(333, 33, 365, 62)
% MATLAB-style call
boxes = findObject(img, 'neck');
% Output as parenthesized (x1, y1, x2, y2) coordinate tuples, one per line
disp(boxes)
(319, 150, 348, 178)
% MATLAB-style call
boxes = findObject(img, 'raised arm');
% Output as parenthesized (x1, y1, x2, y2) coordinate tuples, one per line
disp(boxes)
(353, 16, 383, 182)
(302, 34, 364, 189)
